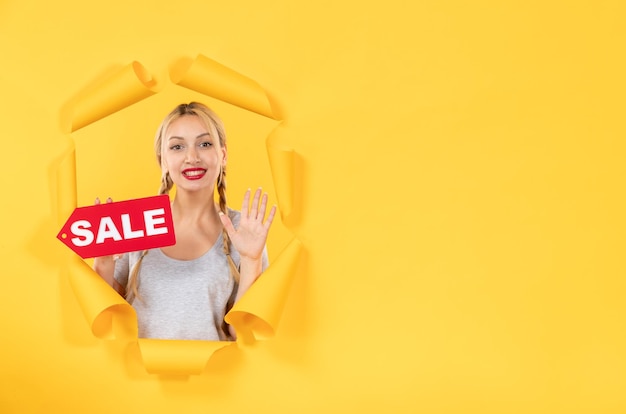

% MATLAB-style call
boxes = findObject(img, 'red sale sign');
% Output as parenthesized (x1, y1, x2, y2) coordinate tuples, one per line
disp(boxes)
(57, 195, 176, 259)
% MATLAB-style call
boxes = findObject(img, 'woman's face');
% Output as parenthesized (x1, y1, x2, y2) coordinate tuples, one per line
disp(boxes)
(162, 115, 226, 193)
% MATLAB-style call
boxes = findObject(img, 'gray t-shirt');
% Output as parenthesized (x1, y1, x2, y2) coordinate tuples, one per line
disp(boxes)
(114, 210, 268, 341)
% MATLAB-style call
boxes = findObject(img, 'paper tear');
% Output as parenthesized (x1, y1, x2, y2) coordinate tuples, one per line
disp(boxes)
(63, 61, 158, 133)
(59, 55, 301, 375)
(67, 256, 137, 340)
(171, 54, 278, 120)
(226, 238, 303, 340)
(267, 139, 296, 222)
(56, 148, 77, 226)
(137, 338, 234, 375)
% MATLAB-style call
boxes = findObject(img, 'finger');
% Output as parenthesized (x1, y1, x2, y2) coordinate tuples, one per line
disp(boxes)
(241, 188, 251, 218)
(264, 204, 277, 229)
(250, 187, 261, 219)
(218, 211, 237, 237)
(258, 193, 268, 219)
(96, 197, 113, 205)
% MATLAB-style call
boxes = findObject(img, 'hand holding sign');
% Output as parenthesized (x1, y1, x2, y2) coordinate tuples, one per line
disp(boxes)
(94, 197, 120, 259)
(57, 195, 176, 259)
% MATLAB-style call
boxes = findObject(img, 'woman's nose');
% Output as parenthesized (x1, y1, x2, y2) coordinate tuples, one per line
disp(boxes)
(185, 147, 200, 163)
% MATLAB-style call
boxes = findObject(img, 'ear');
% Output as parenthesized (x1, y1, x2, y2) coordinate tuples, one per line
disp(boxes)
(221, 146, 227, 166)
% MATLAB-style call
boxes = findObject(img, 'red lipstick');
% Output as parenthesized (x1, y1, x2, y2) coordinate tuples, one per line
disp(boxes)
(182, 168, 207, 180)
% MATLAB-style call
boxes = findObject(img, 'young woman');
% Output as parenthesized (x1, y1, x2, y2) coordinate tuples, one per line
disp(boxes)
(93, 102, 276, 341)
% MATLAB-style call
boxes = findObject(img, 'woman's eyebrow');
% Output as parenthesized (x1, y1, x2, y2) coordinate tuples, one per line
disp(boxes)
(168, 132, 211, 141)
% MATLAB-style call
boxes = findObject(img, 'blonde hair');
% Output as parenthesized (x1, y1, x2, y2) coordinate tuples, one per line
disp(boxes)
(125, 102, 240, 303)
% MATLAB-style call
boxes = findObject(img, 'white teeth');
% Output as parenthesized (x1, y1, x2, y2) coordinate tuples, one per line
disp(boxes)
(184, 170, 205, 176)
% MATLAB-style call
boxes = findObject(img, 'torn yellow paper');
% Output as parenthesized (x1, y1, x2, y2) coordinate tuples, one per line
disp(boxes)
(137, 338, 234, 375)
(56, 148, 77, 225)
(63, 61, 158, 133)
(170, 54, 278, 120)
(68, 256, 137, 340)
(267, 141, 296, 222)
(59, 55, 301, 375)
(226, 237, 303, 340)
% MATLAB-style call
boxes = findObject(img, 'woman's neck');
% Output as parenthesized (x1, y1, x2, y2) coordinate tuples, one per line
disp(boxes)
(171, 188, 220, 225)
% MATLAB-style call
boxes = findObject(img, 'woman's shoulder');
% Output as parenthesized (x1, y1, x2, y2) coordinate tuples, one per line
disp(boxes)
(118, 249, 152, 265)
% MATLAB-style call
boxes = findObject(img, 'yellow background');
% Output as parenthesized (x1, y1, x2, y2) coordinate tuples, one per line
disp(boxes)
(1, 1, 625, 412)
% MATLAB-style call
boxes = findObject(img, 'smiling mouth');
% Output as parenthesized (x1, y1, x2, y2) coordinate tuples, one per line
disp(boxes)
(182, 169, 207, 179)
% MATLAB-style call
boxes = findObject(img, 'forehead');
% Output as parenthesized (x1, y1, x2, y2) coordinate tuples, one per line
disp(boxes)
(165, 115, 211, 137)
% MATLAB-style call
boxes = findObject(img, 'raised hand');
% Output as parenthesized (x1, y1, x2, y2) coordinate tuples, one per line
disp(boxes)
(219, 188, 276, 261)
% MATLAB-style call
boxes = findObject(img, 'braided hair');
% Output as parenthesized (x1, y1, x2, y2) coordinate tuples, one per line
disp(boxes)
(124, 102, 240, 304)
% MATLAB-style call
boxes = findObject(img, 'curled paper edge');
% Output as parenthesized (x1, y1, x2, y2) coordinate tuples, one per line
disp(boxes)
(170, 54, 278, 120)
(60, 55, 300, 374)
(266, 140, 295, 222)
(67, 256, 137, 340)
(137, 338, 234, 375)
(62, 61, 158, 133)
(226, 237, 303, 341)
(56, 147, 77, 226)
(57, 148, 137, 341)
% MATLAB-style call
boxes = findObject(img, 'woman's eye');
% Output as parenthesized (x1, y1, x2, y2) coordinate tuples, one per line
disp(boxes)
(169, 144, 183, 151)
(199, 141, 213, 148)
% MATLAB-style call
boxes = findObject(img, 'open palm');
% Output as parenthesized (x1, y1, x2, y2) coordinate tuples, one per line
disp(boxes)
(219, 188, 276, 261)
